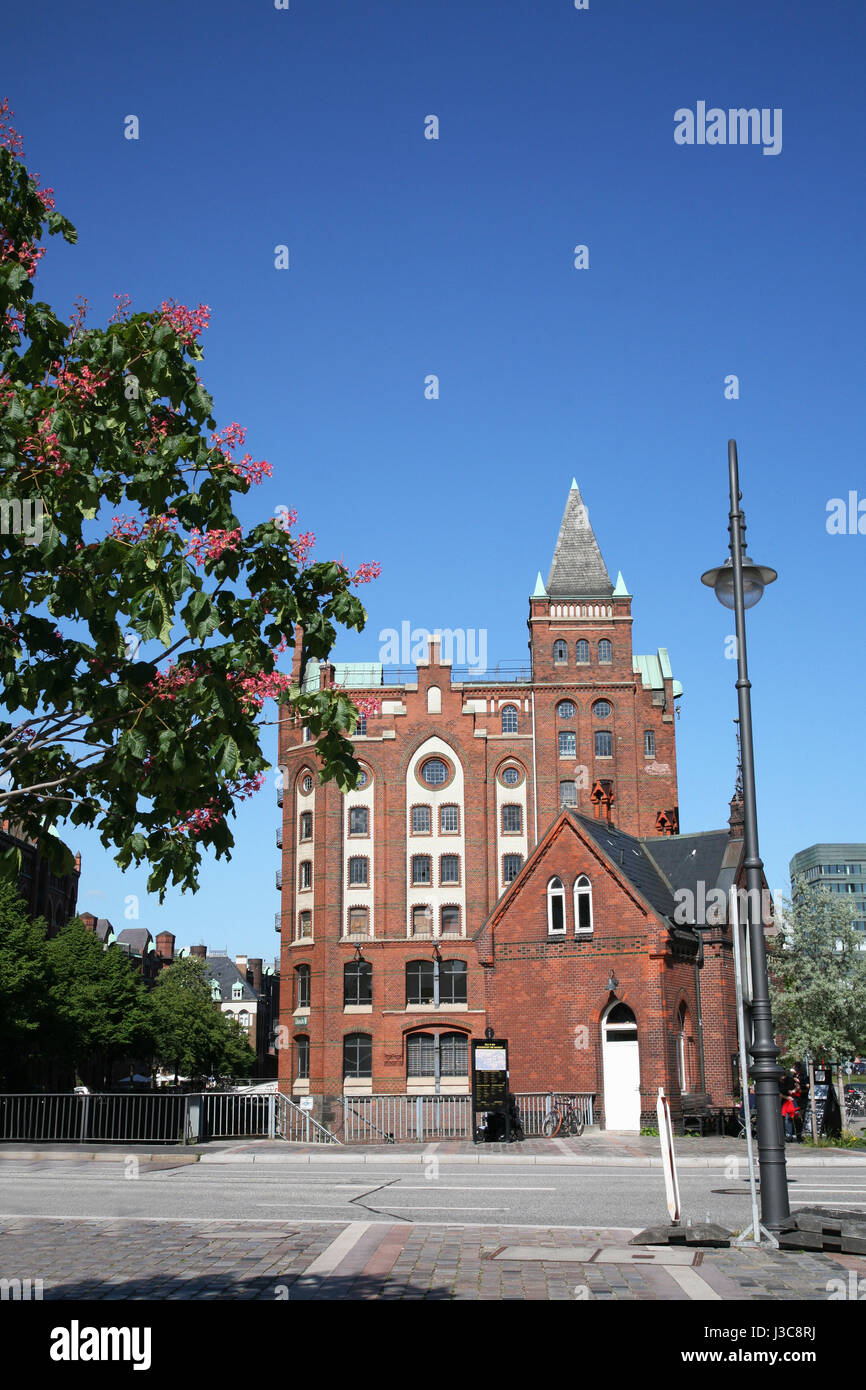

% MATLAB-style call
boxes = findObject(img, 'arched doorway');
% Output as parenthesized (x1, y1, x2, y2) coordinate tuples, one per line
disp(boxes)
(602, 1002, 641, 1131)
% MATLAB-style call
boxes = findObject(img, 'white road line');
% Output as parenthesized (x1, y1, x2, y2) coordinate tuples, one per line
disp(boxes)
(300, 1220, 372, 1276)
(664, 1265, 722, 1301)
(381, 1185, 556, 1192)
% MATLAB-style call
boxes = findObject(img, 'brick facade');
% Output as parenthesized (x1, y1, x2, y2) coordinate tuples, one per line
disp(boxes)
(276, 483, 741, 1128)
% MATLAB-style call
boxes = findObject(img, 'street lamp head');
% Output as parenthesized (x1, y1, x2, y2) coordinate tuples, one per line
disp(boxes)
(701, 555, 777, 610)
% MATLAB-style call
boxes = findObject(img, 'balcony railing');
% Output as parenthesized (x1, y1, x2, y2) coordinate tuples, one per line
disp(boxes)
(275, 871, 282, 891)
(277, 788, 284, 808)
(274, 912, 281, 933)
(276, 828, 283, 849)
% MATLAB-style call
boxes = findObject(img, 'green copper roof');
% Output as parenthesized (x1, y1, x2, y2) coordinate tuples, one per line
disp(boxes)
(633, 649, 683, 699)
(532, 571, 548, 597)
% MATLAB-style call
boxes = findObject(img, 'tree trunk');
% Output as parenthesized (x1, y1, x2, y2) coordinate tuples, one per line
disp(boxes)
(808, 1058, 818, 1141)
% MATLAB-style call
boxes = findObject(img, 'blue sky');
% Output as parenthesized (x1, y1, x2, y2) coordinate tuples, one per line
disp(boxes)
(7, 0, 865, 955)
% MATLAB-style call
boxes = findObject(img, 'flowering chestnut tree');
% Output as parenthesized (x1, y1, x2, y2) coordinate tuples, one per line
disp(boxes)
(0, 101, 380, 897)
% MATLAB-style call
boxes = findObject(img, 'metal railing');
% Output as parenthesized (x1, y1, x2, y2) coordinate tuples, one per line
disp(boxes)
(202, 1092, 275, 1139)
(337, 1094, 472, 1143)
(0, 1092, 191, 1145)
(276, 1094, 341, 1144)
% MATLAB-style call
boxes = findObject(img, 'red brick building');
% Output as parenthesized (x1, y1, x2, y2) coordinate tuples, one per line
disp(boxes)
(276, 482, 745, 1128)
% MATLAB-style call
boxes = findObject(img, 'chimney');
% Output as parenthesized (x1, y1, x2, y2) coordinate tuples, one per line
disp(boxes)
(74, 851, 82, 874)
(189, 944, 207, 959)
(248, 957, 263, 993)
(728, 792, 744, 841)
(156, 931, 176, 962)
(235, 954, 248, 979)
(80, 911, 96, 932)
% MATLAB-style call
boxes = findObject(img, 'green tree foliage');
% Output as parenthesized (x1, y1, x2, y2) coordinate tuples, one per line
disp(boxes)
(0, 99, 379, 899)
(150, 955, 254, 1080)
(769, 876, 866, 1062)
(0, 875, 51, 1087)
(46, 917, 153, 1089)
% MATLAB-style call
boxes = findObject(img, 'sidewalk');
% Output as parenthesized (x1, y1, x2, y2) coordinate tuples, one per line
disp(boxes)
(2, 1133, 865, 1166)
(0, 1212, 863, 1300)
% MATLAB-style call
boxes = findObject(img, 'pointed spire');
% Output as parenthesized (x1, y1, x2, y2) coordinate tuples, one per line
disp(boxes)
(546, 482, 613, 598)
(612, 571, 629, 597)
(532, 571, 547, 597)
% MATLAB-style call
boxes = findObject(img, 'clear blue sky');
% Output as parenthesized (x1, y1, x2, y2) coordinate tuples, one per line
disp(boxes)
(8, 0, 865, 956)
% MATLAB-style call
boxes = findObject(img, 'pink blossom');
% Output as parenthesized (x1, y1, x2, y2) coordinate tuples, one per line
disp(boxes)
(186, 526, 243, 567)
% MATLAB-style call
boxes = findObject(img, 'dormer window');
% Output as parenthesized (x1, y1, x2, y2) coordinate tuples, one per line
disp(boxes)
(232, 981, 243, 1001)
(211, 980, 221, 1002)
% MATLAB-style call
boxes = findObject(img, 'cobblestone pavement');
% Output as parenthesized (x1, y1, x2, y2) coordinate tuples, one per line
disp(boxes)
(1, 1215, 863, 1300)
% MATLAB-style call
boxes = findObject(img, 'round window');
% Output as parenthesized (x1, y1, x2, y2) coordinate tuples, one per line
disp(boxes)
(422, 758, 448, 785)
(356, 768, 370, 788)
(301, 774, 314, 793)
(593, 700, 612, 719)
(501, 766, 522, 787)
(557, 701, 575, 719)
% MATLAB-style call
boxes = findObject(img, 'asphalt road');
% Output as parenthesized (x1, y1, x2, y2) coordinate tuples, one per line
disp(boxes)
(2, 1158, 865, 1231)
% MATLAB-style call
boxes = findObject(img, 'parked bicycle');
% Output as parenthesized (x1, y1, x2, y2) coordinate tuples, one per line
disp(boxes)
(542, 1093, 585, 1138)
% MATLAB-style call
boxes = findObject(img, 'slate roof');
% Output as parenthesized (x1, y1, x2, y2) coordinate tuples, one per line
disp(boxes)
(546, 482, 614, 598)
(572, 814, 677, 920)
(203, 955, 257, 1003)
(88, 917, 114, 943)
(115, 927, 152, 953)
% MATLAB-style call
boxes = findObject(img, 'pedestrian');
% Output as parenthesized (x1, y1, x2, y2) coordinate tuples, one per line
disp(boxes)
(781, 1093, 797, 1142)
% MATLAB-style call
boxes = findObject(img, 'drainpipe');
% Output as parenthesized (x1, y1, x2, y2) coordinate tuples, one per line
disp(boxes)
(530, 690, 539, 848)
(694, 933, 707, 1093)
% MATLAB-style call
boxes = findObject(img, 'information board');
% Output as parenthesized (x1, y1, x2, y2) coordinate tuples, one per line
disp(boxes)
(472, 1037, 510, 1141)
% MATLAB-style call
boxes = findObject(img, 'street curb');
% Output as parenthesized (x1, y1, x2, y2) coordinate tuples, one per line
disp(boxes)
(2, 1147, 865, 1168)
(0, 1149, 201, 1164)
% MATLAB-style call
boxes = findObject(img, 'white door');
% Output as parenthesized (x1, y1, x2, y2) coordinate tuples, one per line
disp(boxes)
(602, 1004, 641, 1131)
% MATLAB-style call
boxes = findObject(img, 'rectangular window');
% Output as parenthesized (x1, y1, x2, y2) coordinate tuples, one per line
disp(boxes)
(503, 854, 523, 884)
(295, 1036, 310, 1079)
(439, 961, 467, 1005)
(440, 854, 460, 885)
(440, 1033, 469, 1077)
(412, 805, 431, 834)
(502, 805, 522, 834)
(440, 805, 460, 834)
(346, 906, 368, 937)
(299, 861, 312, 889)
(560, 781, 578, 808)
(349, 807, 368, 835)
(412, 905, 433, 937)
(594, 731, 612, 758)
(412, 855, 432, 885)
(407, 961, 435, 1006)
(299, 811, 313, 840)
(441, 905, 461, 936)
(558, 731, 576, 759)
(644, 730, 656, 758)
(407, 1034, 436, 1077)
(296, 911, 312, 941)
(344, 963, 372, 1007)
(348, 857, 368, 886)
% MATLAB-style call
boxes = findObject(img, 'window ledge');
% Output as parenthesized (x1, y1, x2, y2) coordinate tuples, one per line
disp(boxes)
(343, 1005, 373, 1014)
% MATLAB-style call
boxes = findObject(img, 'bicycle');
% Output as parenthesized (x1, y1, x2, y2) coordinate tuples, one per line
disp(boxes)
(542, 1093, 585, 1138)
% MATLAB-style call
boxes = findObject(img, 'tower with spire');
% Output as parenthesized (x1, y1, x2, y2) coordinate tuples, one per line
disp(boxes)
(527, 480, 682, 837)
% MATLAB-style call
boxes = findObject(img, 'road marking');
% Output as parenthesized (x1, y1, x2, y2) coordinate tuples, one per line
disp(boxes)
(382, 1185, 556, 1192)
(664, 1265, 722, 1300)
(364, 1204, 504, 1211)
(300, 1220, 372, 1276)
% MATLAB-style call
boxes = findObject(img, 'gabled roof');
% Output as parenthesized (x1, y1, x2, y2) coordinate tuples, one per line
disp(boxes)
(203, 956, 257, 1003)
(546, 482, 614, 598)
(115, 927, 152, 953)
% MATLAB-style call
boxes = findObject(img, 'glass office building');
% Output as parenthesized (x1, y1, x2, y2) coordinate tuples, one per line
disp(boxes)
(789, 844, 866, 935)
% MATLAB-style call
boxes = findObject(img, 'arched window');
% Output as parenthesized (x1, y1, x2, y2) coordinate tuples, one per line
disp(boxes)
(238, 1011, 251, 1028)
(547, 877, 566, 935)
(677, 1003, 689, 1092)
(553, 640, 568, 664)
(407, 1031, 469, 1078)
(576, 639, 590, 664)
(501, 705, 518, 734)
(295, 964, 310, 1010)
(427, 685, 441, 714)
(557, 700, 575, 719)
(598, 639, 612, 663)
(605, 1003, 638, 1040)
(574, 875, 593, 934)
(295, 1035, 310, 1079)
(344, 960, 372, 1007)
(343, 1033, 372, 1079)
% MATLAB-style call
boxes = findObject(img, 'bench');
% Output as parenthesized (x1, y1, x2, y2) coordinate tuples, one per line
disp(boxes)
(680, 1091, 716, 1136)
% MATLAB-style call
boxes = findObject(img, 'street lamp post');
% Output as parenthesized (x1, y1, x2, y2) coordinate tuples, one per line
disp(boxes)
(701, 439, 790, 1231)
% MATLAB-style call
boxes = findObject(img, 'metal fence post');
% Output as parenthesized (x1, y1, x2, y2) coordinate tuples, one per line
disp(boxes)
(268, 1093, 275, 1139)
(416, 1095, 423, 1142)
